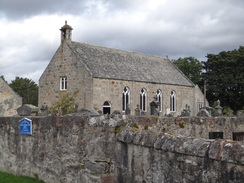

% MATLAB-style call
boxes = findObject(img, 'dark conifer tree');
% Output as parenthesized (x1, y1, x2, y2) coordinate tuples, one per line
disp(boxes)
(202, 46, 244, 112)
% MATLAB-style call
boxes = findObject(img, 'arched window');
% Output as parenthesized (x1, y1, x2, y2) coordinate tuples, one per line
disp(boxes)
(140, 88, 147, 112)
(103, 101, 111, 114)
(170, 91, 176, 112)
(122, 87, 130, 111)
(156, 89, 162, 112)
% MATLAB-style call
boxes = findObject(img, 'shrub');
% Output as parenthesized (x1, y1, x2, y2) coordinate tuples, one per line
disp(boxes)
(223, 107, 233, 116)
(50, 90, 78, 116)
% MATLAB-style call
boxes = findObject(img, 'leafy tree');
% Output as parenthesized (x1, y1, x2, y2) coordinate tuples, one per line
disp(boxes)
(202, 46, 244, 112)
(9, 77, 38, 106)
(0, 75, 7, 83)
(173, 57, 202, 84)
(50, 90, 78, 116)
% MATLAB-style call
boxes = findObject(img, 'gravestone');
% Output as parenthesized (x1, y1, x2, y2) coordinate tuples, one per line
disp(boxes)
(150, 101, 159, 116)
(197, 108, 212, 117)
(40, 104, 49, 116)
(180, 104, 191, 116)
(214, 100, 223, 116)
(17, 104, 39, 116)
(134, 105, 140, 116)
(125, 103, 131, 115)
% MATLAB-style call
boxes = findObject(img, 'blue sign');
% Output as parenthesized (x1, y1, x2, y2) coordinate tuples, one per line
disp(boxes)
(19, 118, 32, 135)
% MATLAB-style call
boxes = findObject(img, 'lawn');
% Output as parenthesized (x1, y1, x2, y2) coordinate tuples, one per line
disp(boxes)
(0, 171, 45, 183)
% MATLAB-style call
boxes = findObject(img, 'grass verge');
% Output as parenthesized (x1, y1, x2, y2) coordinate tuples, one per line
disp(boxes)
(0, 171, 44, 183)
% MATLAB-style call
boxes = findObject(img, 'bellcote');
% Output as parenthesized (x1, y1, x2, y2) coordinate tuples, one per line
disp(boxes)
(60, 21, 73, 43)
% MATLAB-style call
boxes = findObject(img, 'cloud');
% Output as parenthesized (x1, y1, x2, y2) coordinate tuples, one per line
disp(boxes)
(0, 0, 87, 19)
(0, 0, 244, 83)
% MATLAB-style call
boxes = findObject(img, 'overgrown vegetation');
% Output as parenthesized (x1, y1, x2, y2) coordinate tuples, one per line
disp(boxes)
(49, 90, 79, 116)
(114, 126, 128, 134)
(179, 121, 185, 128)
(223, 107, 234, 116)
(133, 123, 139, 129)
(144, 124, 149, 130)
(0, 171, 44, 183)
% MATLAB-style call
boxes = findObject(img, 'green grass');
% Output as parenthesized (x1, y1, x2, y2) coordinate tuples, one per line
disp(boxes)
(0, 171, 44, 183)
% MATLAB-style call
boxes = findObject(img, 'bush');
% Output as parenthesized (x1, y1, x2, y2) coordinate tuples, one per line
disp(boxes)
(50, 90, 78, 116)
(223, 107, 233, 116)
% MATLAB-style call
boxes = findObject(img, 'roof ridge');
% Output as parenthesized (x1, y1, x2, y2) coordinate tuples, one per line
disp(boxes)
(71, 41, 168, 60)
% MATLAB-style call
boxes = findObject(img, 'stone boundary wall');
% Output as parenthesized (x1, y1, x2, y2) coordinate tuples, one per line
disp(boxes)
(126, 116, 244, 140)
(0, 116, 117, 183)
(116, 127, 244, 183)
(0, 115, 243, 183)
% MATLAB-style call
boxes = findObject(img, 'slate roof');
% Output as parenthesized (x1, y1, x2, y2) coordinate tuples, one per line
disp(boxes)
(69, 41, 194, 87)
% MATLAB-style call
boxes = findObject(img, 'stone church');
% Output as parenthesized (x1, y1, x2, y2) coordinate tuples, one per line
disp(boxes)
(39, 21, 206, 116)
(0, 78, 22, 116)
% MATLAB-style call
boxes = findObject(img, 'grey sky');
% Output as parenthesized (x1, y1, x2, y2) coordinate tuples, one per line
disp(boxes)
(0, 0, 243, 83)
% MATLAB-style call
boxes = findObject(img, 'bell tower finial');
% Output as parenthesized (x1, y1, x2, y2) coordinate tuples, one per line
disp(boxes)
(60, 21, 73, 43)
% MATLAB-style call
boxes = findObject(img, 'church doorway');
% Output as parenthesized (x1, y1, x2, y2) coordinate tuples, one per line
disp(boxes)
(103, 101, 111, 114)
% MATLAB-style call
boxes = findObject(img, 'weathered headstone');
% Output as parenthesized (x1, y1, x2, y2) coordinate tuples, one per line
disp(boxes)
(197, 108, 212, 117)
(40, 104, 49, 116)
(150, 101, 159, 116)
(125, 103, 131, 115)
(180, 104, 191, 116)
(214, 100, 223, 116)
(237, 110, 244, 117)
(134, 105, 140, 116)
(17, 104, 39, 116)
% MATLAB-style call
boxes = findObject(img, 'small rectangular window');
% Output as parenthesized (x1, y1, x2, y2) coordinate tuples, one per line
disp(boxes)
(60, 76, 67, 90)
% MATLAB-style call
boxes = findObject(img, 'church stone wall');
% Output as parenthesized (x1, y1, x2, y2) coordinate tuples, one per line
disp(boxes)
(39, 43, 93, 110)
(92, 78, 195, 116)
(0, 79, 22, 116)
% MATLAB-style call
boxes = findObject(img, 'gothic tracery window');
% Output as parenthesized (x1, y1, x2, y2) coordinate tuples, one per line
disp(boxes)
(170, 90, 176, 112)
(156, 89, 162, 112)
(140, 88, 147, 112)
(122, 87, 130, 111)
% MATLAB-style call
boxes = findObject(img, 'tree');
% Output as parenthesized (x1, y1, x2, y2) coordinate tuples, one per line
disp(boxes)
(49, 91, 78, 116)
(202, 46, 244, 112)
(173, 57, 202, 84)
(0, 75, 7, 83)
(9, 77, 38, 106)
